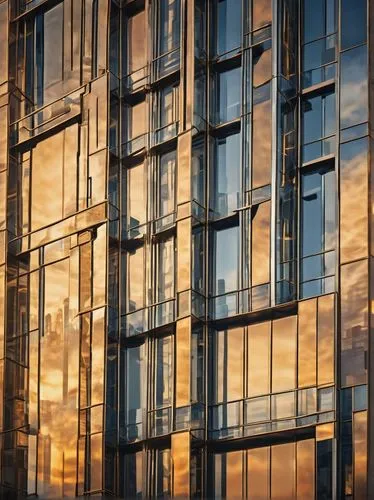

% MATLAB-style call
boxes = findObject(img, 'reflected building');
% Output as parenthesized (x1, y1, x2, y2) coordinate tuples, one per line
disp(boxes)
(0, 0, 372, 497)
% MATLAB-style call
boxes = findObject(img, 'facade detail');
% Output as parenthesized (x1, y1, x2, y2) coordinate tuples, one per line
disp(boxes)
(0, 0, 372, 497)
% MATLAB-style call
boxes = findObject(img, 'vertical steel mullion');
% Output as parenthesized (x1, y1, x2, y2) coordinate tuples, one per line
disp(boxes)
(270, 0, 278, 307)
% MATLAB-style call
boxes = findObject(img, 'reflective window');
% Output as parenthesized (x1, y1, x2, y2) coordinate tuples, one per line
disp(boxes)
(215, 66, 241, 124)
(253, 40, 272, 88)
(340, 137, 368, 263)
(302, 0, 336, 87)
(298, 299, 317, 387)
(297, 440, 315, 499)
(126, 162, 146, 232)
(31, 126, 78, 231)
(121, 452, 143, 498)
(300, 166, 336, 298)
(154, 449, 171, 497)
(251, 201, 271, 286)
(302, 36, 337, 88)
(154, 85, 179, 141)
(341, 260, 368, 387)
(125, 345, 144, 437)
(248, 322, 270, 397)
(212, 132, 241, 217)
(155, 336, 173, 408)
(127, 100, 147, 147)
(272, 317, 297, 392)
(192, 227, 205, 293)
(158, 0, 180, 56)
(341, 0, 367, 50)
(253, 0, 272, 30)
(213, 225, 239, 295)
(318, 294, 335, 386)
(213, 451, 243, 498)
(271, 443, 295, 499)
(252, 83, 271, 188)
(303, 0, 335, 44)
(211, 328, 244, 403)
(155, 0, 180, 75)
(192, 138, 206, 206)
(158, 150, 176, 218)
(31, 3, 64, 106)
(191, 326, 204, 403)
(302, 92, 336, 163)
(126, 10, 146, 75)
(156, 238, 175, 301)
(247, 447, 270, 499)
(215, 0, 242, 55)
(127, 247, 145, 312)
(353, 411, 367, 499)
(340, 45, 368, 130)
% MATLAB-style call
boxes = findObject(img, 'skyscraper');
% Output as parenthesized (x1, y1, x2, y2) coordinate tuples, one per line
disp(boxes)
(0, 0, 371, 497)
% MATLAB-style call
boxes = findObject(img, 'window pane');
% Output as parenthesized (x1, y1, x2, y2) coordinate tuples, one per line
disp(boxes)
(216, 0, 242, 55)
(318, 294, 334, 385)
(192, 227, 204, 293)
(159, 151, 176, 217)
(252, 201, 270, 286)
(214, 452, 243, 498)
(127, 247, 145, 311)
(247, 447, 270, 499)
(303, 0, 324, 43)
(216, 67, 241, 124)
(122, 452, 143, 498)
(253, 0, 272, 30)
(172, 433, 190, 497)
(298, 299, 317, 387)
(340, 137, 368, 263)
(252, 83, 271, 188)
(272, 316, 297, 392)
(127, 162, 146, 230)
(214, 226, 239, 295)
(157, 238, 174, 301)
(159, 0, 180, 55)
(126, 345, 144, 427)
(341, 0, 367, 50)
(127, 10, 146, 73)
(160, 86, 175, 129)
(353, 411, 367, 500)
(340, 45, 368, 129)
(271, 443, 295, 499)
(155, 336, 173, 407)
(213, 133, 240, 216)
(176, 318, 190, 407)
(253, 42, 272, 88)
(155, 449, 171, 497)
(297, 440, 315, 500)
(212, 328, 244, 402)
(341, 260, 368, 386)
(248, 322, 270, 397)
(301, 167, 335, 259)
(128, 101, 147, 142)
(32, 132, 63, 231)
(42, 3, 64, 104)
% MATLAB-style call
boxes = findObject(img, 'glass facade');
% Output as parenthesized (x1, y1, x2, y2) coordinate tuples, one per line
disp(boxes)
(0, 0, 372, 497)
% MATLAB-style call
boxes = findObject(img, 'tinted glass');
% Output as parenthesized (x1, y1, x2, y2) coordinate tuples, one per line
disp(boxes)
(340, 45, 368, 129)
(213, 133, 241, 216)
(217, 67, 241, 123)
(214, 226, 239, 294)
(340, 137, 368, 263)
(216, 0, 242, 55)
(341, 0, 367, 50)
(341, 260, 368, 386)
